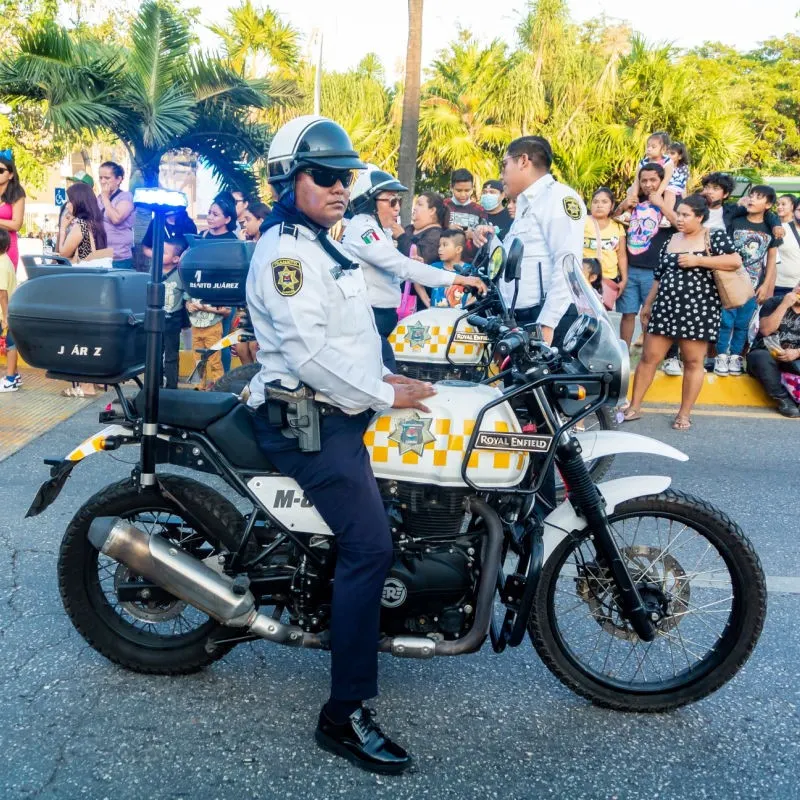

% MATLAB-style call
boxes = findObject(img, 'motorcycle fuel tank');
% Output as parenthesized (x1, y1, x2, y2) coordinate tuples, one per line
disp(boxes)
(365, 383, 530, 488)
(389, 308, 489, 366)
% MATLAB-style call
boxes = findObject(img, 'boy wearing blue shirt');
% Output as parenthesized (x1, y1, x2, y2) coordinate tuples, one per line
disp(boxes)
(429, 230, 468, 308)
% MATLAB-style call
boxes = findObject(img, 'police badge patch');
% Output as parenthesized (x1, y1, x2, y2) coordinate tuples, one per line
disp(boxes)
(388, 412, 436, 456)
(272, 258, 303, 297)
(403, 321, 432, 350)
(562, 197, 582, 220)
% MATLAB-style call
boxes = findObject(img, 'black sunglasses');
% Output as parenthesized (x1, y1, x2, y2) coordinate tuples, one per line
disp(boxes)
(377, 197, 402, 208)
(0, 167, 9, 175)
(302, 168, 355, 188)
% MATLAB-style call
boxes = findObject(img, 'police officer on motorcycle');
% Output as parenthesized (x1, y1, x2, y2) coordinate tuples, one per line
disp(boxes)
(475, 135, 586, 346)
(341, 166, 486, 369)
(247, 116, 434, 774)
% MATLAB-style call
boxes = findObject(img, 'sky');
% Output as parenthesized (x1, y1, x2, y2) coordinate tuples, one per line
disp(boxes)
(195, 0, 800, 77)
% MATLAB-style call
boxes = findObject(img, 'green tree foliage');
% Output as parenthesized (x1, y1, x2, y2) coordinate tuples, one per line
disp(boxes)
(0, 1, 299, 192)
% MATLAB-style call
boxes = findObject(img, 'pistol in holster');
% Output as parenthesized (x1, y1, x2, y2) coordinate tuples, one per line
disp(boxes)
(264, 382, 321, 453)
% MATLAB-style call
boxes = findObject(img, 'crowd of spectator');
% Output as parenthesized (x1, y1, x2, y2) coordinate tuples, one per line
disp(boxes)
(1, 138, 800, 421)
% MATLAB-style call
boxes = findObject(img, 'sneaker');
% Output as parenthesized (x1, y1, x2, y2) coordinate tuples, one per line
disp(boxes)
(0, 376, 19, 392)
(728, 355, 744, 375)
(714, 354, 729, 376)
(776, 397, 800, 418)
(663, 357, 683, 376)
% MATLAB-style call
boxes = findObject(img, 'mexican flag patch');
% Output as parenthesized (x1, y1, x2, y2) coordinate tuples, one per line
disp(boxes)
(361, 228, 380, 244)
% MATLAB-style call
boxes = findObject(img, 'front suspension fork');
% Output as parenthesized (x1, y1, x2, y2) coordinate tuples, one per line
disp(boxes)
(556, 437, 657, 642)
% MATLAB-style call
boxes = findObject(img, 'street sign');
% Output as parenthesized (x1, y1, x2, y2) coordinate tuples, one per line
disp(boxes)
(54, 187, 67, 206)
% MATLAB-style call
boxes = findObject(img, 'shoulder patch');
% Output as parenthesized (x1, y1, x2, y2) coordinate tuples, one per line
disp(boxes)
(272, 258, 303, 297)
(562, 197, 582, 221)
(361, 228, 381, 245)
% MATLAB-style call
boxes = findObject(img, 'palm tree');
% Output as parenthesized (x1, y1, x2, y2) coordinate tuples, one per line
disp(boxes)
(0, 1, 299, 192)
(417, 35, 511, 189)
(397, 0, 423, 224)
(208, 1, 299, 78)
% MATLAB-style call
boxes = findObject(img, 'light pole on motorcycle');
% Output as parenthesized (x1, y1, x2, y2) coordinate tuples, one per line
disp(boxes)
(131, 188, 189, 488)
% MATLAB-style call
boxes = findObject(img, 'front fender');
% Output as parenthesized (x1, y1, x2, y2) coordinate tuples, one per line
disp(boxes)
(574, 430, 688, 463)
(541, 475, 672, 564)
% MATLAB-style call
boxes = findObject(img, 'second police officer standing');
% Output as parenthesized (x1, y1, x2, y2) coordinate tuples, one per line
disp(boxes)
(341, 166, 486, 369)
(246, 116, 436, 774)
(475, 135, 586, 345)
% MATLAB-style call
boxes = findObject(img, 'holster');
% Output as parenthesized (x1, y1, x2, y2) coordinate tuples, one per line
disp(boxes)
(263, 382, 321, 453)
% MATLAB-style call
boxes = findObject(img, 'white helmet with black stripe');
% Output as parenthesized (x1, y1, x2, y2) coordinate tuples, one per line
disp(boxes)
(349, 165, 408, 215)
(267, 115, 366, 192)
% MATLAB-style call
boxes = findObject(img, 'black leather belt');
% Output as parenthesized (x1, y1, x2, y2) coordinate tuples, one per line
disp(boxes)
(318, 403, 347, 417)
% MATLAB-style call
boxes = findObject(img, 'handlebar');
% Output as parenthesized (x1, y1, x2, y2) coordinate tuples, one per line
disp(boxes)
(495, 330, 528, 358)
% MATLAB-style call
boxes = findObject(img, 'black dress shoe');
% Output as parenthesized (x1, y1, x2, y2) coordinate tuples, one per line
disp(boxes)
(776, 397, 800, 418)
(315, 707, 412, 775)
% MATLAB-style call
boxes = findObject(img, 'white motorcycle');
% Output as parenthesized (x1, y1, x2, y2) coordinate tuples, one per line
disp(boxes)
(27, 255, 766, 711)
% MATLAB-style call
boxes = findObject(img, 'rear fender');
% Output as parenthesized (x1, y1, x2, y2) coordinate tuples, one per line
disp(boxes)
(26, 424, 138, 517)
(541, 475, 672, 564)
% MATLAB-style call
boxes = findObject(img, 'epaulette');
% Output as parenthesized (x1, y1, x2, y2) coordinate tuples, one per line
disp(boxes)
(279, 223, 299, 239)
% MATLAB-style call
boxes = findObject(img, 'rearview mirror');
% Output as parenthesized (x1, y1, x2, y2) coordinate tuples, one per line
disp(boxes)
(488, 246, 506, 281)
(504, 238, 523, 283)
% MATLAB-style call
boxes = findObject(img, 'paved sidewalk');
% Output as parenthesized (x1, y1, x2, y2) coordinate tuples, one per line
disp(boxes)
(0, 369, 111, 462)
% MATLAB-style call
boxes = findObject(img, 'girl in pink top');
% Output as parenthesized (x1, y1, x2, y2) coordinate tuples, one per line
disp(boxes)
(0, 155, 26, 270)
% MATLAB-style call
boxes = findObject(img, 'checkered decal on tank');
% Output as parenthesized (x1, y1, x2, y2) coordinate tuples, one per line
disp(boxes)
(364, 416, 526, 471)
(389, 324, 482, 357)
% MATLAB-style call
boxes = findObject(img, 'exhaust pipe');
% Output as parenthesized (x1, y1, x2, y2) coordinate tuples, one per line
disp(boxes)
(88, 517, 322, 647)
(89, 499, 504, 660)
(376, 497, 503, 659)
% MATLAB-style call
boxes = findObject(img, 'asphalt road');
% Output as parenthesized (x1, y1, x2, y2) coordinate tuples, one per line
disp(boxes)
(1, 401, 798, 799)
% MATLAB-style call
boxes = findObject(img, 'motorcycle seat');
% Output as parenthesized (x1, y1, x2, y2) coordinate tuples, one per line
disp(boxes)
(205, 402, 276, 472)
(132, 389, 239, 431)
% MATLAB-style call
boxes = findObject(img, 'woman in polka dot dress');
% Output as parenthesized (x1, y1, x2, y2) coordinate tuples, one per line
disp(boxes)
(624, 194, 742, 429)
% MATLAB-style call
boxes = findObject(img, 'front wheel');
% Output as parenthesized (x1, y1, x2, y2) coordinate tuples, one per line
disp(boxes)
(529, 490, 766, 711)
(58, 475, 247, 674)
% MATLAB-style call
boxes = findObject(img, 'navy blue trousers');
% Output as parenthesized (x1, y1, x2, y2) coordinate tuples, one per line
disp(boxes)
(252, 411, 393, 702)
(372, 306, 398, 372)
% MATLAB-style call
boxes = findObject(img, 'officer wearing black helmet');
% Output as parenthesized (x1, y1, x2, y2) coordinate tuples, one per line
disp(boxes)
(341, 165, 486, 370)
(246, 116, 432, 774)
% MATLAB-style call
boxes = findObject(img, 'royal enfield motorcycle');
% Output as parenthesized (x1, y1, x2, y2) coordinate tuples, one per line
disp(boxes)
(27, 255, 766, 711)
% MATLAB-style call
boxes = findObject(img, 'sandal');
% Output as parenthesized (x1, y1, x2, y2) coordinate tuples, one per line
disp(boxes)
(622, 408, 642, 422)
(61, 386, 85, 398)
(672, 415, 692, 430)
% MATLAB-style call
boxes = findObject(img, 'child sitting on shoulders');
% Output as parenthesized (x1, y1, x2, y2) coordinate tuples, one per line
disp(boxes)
(617, 131, 673, 216)
(664, 141, 690, 210)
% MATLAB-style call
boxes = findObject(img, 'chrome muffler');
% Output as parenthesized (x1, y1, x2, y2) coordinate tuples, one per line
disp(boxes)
(88, 517, 320, 647)
(89, 499, 504, 660)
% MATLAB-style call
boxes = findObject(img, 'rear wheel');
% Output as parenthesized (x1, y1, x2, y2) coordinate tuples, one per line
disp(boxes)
(59, 475, 248, 675)
(529, 490, 767, 711)
(210, 363, 260, 396)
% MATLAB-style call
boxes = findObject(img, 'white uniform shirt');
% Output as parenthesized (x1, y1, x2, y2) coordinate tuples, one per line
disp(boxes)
(501, 174, 586, 328)
(246, 222, 395, 414)
(341, 213, 456, 308)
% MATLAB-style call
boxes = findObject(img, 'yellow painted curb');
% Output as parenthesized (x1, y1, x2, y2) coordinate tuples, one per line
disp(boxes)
(2, 351, 240, 379)
(628, 372, 772, 407)
(0, 353, 772, 406)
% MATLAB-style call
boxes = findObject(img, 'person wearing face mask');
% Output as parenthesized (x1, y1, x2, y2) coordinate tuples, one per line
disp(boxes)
(480, 179, 513, 239)
(341, 166, 486, 370)
(444, 168, 488, 263)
